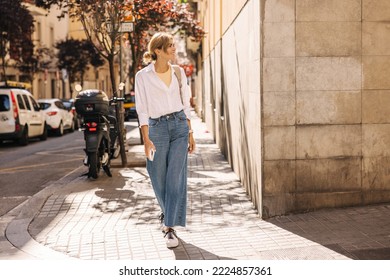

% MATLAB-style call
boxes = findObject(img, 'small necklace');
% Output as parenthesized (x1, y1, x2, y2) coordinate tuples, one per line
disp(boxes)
(156, 67, 171, 87)
(155, 64, 170, 73)
(156, 68, 170, 75)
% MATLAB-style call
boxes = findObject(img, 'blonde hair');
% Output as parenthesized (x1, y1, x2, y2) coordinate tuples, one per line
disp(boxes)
(143, 32, 173, 64)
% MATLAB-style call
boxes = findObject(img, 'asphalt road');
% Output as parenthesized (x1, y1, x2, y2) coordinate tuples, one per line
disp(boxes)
(0, 130, 86, 216)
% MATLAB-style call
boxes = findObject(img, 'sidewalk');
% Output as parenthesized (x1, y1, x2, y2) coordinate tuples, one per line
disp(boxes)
(1, 111, 390, 260)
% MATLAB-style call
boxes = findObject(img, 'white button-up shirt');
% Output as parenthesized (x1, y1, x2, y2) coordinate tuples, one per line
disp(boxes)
(135, 63, 191, 126)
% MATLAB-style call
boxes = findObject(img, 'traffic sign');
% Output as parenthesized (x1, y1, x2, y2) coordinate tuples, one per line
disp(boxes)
(119, 22, 133, 32)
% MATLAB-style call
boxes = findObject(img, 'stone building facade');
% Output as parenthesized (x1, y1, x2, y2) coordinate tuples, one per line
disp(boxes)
(2, 2, 69, 99)
(196, 0, 390, 218)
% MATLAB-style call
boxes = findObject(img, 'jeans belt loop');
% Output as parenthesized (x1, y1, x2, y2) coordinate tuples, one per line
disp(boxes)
(154, 110, 183, 121)
(164, 111, 177, 119)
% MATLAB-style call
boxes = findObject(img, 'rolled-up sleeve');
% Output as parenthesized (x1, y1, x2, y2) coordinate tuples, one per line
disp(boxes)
(135, 72, 149, 126)
(180, 67, 192, 120)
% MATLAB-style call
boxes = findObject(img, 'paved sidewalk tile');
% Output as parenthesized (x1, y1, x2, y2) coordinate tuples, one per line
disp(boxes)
(5, 111, 390, 260)
(25, 113, 351, 260)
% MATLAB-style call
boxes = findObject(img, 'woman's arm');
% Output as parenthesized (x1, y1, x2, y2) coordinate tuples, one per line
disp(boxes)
(140, 125, 155, 158)
(179, 67, 195, 154)
(135, 71, 155, 158)
(187, 119, 195, 154)
(135, 71, 149, 127)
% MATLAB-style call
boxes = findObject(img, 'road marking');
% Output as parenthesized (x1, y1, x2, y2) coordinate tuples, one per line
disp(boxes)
(35, 152, 83, 157)
(0, 157, 84, 174)
(35, 146, 84, 154)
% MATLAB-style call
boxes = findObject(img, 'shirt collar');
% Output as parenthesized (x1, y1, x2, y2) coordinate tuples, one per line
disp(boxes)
(145, 62, 172, 73)
(145, 63, 155, 73)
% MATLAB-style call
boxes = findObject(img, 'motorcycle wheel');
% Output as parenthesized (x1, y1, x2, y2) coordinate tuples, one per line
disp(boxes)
(88, 152, 99, 179)
(111, 138, 121, 159)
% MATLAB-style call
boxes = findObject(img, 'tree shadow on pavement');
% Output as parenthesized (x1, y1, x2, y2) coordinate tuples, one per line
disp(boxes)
(93, 188, 136, 213)
(172, 240, 235, 260)
(92, 168, 161, 224)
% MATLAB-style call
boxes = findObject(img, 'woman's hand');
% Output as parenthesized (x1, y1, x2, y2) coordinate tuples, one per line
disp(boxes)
(144, 138, 156, 158)
(140, 125, 155, 159)
(188, 133, 195, 154)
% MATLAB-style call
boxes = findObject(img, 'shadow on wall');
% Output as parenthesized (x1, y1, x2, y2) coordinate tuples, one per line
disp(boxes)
(218, 41, 260, 217)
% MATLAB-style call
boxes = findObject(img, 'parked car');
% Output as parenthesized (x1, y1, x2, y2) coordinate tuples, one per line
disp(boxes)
(124, 92, 137, 121)
(38, 98, 74, 136)
(61, 98, 81, 129)
(0, 86, 47, 145)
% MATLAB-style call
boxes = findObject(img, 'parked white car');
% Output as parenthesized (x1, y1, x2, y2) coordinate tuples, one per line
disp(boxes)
(38, 98, 74, 136)
(0, 87, 47, 145)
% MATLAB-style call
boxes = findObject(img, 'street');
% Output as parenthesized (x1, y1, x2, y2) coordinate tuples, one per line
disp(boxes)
(0, 119, 141, 217)
(0, 130, 85, 216)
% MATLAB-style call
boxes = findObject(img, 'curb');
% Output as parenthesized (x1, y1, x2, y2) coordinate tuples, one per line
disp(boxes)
(110, 144, 146, 168)
(1, 144, 145, 259)
(1, 167, 85, 260)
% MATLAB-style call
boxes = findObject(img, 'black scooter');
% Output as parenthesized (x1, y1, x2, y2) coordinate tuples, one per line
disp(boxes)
(74, 84, 124, 179)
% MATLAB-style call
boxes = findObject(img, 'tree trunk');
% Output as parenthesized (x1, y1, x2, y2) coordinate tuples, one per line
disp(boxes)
(1, 61, 6, 82)
(128, 33, 143, 144)
(0, 36, 6, 81)
(68, 73, 74, 97)
(108, 56, 127, 166)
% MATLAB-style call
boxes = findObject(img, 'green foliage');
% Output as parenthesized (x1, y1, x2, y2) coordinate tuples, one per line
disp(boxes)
(36, 0, 204, 166)
(17, 47, 53, 83)
(36, 0, 205, 89)
(128, 0, 205, 82)
(0, 0, 34, 80)
(55, 38, 103, 86)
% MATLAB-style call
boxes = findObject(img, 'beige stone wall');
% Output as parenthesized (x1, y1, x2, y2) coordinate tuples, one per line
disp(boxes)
(263, 0, 390, 217)
(262, 0, 296, 216)
(22, 4, 69, 99)
(199, 0, 390, 218)
(197, 0, 262, 212)
(362, 0, 390, 204)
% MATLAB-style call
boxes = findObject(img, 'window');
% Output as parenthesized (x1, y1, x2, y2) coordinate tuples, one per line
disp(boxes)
(50, 27, 54, 48)
(51, 79, 55, 98)
(29, 96, 40, 112)
(17, 95, 26, 110)
(55, 101, 65, 110)
(22, 95, 31, 110)
(0, 95, 10, 111)
(37, 22, 42, 45)
(39, 102, 51, 110)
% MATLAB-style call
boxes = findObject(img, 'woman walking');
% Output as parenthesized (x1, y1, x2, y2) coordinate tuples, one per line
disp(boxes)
(135, 32, 195, 248)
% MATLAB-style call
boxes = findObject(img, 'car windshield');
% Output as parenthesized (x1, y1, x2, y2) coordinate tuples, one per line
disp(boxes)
(0, 95, 10, 111)
(62, 101, 72, 109)
(39, 102, 51, 110)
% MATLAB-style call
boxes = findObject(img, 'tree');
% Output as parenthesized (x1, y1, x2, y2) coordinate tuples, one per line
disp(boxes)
(36, 0, 204, 90)
(37, 0, 138, 166)
(0, 0, 34, 82)
(126, 0, 205, 86)
(36, 0, 205, 165)
(55, 38, 104, 95)
(36, 0, 129, 95)
(17, 46, 53, 86)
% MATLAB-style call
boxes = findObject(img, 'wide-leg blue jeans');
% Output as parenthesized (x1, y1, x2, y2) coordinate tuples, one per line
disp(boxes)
(147, 110, 189, 227)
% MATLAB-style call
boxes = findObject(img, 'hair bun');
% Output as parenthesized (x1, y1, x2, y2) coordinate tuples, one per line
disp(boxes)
(143, 51, 157, 65)
(142, 52, 152, 64)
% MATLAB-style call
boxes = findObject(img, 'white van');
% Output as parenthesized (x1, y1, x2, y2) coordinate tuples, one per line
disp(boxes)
(0, 87, 47, 145)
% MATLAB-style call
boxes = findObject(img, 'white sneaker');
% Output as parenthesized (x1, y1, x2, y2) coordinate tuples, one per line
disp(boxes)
(164, 228, 179, 248)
